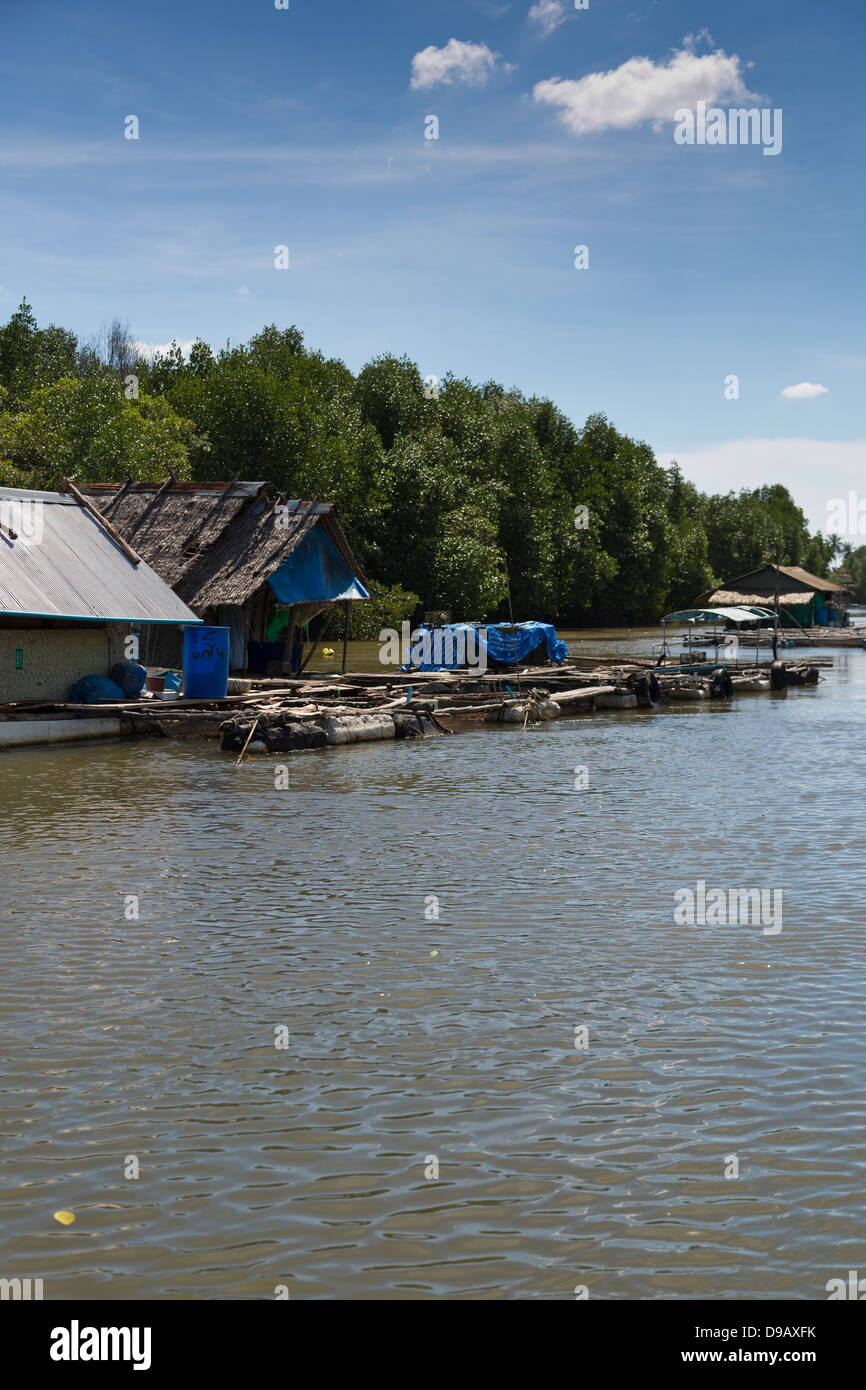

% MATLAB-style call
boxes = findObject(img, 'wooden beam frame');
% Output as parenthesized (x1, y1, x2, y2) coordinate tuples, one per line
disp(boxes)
(298, 605, 336, 675)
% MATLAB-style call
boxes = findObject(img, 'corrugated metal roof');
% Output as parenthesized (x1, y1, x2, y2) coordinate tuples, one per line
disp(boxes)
(0, 488, 201, 624)
(778, 564, 841, 593)
(718, 564, 841, 596)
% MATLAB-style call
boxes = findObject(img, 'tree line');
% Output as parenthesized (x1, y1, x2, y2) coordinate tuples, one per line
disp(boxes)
(0, 300, 841, 628)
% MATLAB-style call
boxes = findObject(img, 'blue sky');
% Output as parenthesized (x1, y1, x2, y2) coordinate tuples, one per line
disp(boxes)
(0, 0, 862, 532)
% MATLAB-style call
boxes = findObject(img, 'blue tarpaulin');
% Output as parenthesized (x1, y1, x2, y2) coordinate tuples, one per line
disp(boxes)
(268, 525, 369, 605)
(401, 621, 569, 671)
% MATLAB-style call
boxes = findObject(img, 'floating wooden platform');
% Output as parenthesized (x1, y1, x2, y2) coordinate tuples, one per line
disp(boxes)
(0, 655, 825, 751)
(683, 627, 865, 650)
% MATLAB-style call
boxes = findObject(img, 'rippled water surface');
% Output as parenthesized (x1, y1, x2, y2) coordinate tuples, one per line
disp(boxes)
(2, 629, 865, 1299)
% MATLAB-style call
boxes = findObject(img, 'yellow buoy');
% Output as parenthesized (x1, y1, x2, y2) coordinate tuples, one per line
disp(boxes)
(322, 647, 335, 657)
(53, 1210, 76, 1226)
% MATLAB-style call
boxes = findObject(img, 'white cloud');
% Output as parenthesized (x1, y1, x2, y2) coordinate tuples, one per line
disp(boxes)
(133, 339, 196, 359)
(529, 0, 567, 36)
(533, 40, 755, 136)
(780, 382, 829, 399)
(657, 437, 866, 535)
(410, 39, 501, 91)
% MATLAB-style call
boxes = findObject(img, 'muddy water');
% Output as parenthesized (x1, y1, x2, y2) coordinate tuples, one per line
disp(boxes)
(1, 629, 865, 1299)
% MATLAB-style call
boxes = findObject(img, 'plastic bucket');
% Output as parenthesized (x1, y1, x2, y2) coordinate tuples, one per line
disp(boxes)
(182, 626, 230, 699)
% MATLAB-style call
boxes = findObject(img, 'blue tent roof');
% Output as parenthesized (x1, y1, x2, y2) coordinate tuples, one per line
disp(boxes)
(401, 621, 569, 672)
(268, 523, 369, 605)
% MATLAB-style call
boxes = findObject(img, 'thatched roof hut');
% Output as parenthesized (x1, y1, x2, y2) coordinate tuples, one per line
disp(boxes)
(695, 564, 843, 628)
(73, 481, 369, 673)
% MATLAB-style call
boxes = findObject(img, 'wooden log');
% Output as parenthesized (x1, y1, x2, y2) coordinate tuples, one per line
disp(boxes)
(549, 685, 617, 705)
(435, 684, 616, 716)
(62, 477, 142, 565)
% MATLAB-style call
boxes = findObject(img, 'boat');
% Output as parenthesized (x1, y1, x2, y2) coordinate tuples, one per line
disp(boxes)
(655, 605, 788, 666)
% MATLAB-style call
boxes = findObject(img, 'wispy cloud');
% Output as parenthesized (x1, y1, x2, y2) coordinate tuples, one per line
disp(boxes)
(780, 382, 829, 399)
(0, 135, 606, 197)
(658, 437, 864, 533)
(533, 39, 755, 136)
(528, 0, 568, 36)
(410, 39, 502, 90)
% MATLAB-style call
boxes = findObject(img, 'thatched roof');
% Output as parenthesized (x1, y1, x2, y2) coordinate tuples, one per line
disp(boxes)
(695, 563, 842, 610)
(73, 482, 367, 611)
(706, 589, 812, 607)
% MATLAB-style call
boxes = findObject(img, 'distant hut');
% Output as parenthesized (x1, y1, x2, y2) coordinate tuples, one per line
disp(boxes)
(0, 483, 198, 704)
(830, 567, 856, 600)
(697, 563, 844, 628)
(76, 481, 369, 673)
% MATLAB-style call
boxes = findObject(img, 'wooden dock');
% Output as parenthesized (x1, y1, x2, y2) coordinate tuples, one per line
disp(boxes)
(0, 656, 823, 751)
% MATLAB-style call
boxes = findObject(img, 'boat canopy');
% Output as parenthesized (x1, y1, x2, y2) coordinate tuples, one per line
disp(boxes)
(661, 606, 776, 624)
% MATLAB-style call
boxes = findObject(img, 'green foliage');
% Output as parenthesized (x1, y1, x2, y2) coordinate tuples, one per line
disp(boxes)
(846, 546, 866, 602)
(0, 457, 37, 489)
(329, 581, 421, 640)
(0, 302, 833, 625)
(0, 299, 77, 409)
(0, 375, 197, 486)
(701, 484, 829, 582)
(354, 354, 426, 450)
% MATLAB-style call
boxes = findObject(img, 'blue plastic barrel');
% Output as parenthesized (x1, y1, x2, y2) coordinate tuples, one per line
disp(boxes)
(182, 626, 230, 699)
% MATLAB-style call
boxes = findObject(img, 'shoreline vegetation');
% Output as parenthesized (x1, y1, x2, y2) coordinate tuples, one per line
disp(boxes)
(0, 301, 858, 635)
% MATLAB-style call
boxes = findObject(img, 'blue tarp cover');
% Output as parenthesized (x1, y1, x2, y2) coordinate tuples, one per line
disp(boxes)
(268, 525, 369, 605)
(402, 621, 569, 671)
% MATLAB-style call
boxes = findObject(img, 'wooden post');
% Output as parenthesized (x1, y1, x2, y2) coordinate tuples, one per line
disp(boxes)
(505, 561, 521, 692)
(772, 556, 780, 662)
(285, 607, 297, 675)
(342, 601, 349, 674)
(298, 606, 336, 675)
(235, 714, 261, 766)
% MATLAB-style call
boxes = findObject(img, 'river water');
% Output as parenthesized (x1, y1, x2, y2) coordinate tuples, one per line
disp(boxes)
(2, 627, 865, 1300)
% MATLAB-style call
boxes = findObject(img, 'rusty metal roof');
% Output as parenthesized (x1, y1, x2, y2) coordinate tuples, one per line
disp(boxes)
(0, 487, 201, 624)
